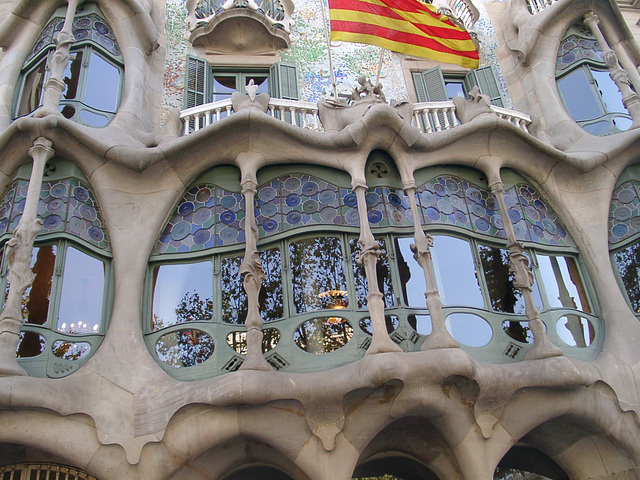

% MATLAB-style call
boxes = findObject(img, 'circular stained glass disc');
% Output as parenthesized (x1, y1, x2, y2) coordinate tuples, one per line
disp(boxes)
(630, 217, 640, 230)
(220, 211, 236, 224)
(88, 226, 104, 242)
(193, 228, 211, 245)
(365, 192, 379, 206)
(73, 186, 89, 202)
(259, 203, 277, 217)
(618, 189, 635, 204)
(51, 183, 67, 198)
(69, 217, 86, 233)
(283, 176, 300, 191)
(345, 209, 359, 224)
(258, 187, 277, 202)
(286, 211, 302, 224)
(80, 204, 97, 221)
(614, 206, 632, 221)
(197, 188, 212, 203)
(286, 194, 301, 207)
(343, 193, 357, 207)
(262, 219, 278, 232)
(388, 193, 402, 206)
(320, 207, 338, 222)
(466, 187, 481, 202)
(612, 223, 628, 237)
(220, 195, 236, 209)
(220, 227, 239, 241)
(302, 182, 318, 196)
(48, 199, 64, 213)
(178, 202, 195, 216)
(193, 207, 212, 224)
(426, 207, 439, 220)
(421, 190, 435, 204)
(171, 221, 191, 241)
(319, 190, 336, 204)
(302, 200, 319, 213)
(475, 217, 490, 231)
(367, 210, 383, 224)
(43, 214, 62, 230)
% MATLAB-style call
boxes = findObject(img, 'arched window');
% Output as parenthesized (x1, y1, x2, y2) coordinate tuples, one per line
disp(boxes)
(0, 159, 111, 377)
(556, 25, 631, 136)
(609, 167, 640, 319)
(13, 4, 123, 127)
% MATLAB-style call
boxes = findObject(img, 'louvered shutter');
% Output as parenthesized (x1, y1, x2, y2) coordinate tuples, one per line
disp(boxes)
(184, 55, 210, 131)
(412, 66, 450, 130)
(464, 65, 504, 107)
(269, 63, 301, 124)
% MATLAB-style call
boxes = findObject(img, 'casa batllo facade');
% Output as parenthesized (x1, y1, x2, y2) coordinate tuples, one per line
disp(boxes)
(0, 0, 639, 478)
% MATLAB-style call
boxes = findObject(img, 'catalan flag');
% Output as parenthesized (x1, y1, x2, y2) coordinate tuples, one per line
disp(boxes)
(328, 0, 479, 69)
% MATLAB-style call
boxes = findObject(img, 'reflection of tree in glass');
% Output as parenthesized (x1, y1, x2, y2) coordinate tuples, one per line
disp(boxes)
(294, 318, 353, 354)
(25, 245, 56, 325)
(222, 255, 246, 323)
(350, 237, 394, 309)
(502, 321, 532, 344)
(494, 468, 550, 480)
(176, 291, 213, 323)
(155, 329, 214, 368)
(615, 242, 640, 313)
(52, 340, 90, 360)
(478, 244, 523, 314)
(290, 237, 347, 314)
(16, 331, 45, 358)
(259, 248, 283, 322)
(226, 328, 281, 354)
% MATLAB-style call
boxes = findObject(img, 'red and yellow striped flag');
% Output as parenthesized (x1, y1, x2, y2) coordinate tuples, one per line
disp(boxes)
(328, 0, 479, 69)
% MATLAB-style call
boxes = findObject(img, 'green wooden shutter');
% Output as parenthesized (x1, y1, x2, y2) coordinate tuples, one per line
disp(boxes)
(464, 65, 504, 107)
(184, 55, 210, 109)
(412, 66, 449, 130)
(269, 63, 299, 100)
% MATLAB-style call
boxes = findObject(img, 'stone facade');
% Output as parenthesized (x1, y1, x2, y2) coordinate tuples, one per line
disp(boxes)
(0, 0, 640, 479)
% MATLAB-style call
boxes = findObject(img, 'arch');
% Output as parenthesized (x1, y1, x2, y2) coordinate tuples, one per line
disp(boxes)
(494, 446, 568, 480)
(353, 455, 440, 480)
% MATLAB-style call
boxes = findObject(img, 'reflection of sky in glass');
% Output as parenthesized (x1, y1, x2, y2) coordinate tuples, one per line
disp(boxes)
(153, 261, 212, 329)
(396, 237, 426, 308)
(558, 69, 601, 121)
(556, 315, 592, 347)
(84, 52, 120, 112)
(432, 235, 483, 308)
(537, 255, 587, 311)
(591, 70, 626, 114)
(57, 247, 104, 333)
(446, 313, 492, 347)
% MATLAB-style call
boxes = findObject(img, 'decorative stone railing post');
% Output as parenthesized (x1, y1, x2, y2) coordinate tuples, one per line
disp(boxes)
(583, 11, 640, 129)
(0, 137, 54, 376)
(238, 158, 271, 371)
(487, 173, 563, 360)
(404, 182, 459, 350)
(353, 181, 402, 354)
(37, 0, 81, 116)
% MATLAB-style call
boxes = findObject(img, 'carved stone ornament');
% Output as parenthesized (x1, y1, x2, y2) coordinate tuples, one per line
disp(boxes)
(231, 80, 270, 113)
(452, 85, 494, 124)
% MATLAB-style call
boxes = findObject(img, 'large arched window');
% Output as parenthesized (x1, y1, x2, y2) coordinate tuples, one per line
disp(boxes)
(0, 159, 111, 377)
(609, 166, 640, 319)
(556, 25, 631, 136)
(13, 4, 123, 127)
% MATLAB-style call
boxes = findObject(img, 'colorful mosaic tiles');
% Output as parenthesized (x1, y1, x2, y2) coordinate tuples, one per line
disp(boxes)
(609, 180, 640, 244)
(0, 178, 110, 250)
(27, 13, 121, 63)
(557, 33, 603, 72)
(155, 184, 245, 254)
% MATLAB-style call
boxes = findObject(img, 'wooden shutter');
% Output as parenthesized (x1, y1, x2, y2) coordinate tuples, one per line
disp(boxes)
(412, 66, 449, 130)
(184, 55, 209, 109)
(464, 65, 504, 107)
(269, 63, 299, 100)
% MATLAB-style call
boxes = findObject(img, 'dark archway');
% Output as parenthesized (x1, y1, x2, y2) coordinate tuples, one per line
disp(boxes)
(353, 455, 440, 480)
(222, 465, 295, 480)
(494, 446, 568, 480)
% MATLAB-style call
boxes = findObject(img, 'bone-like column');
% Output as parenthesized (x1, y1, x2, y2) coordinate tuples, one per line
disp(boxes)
(353, 181, 402, 354)
(404, 182, 459, 350)
(0, 137, 55, 377)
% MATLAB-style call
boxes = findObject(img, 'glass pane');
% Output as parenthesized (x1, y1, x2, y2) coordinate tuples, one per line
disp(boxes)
(16, 58, 46, 116)
(395, 237, 426, 308)
(78, 109, 110, 127)
(478, 244, 543, 314)
(432, 235, 484, 308)
(445, 80, 465, 99)
(62, 51, 83, 100)
(57, 247, 105, 334)
(614, 243, 640, 314)
(359, 315, 399, 335)
(24, 245, 56, 325)
(612, 115, 632, 132)
(52, 340, 91, 360)
(446, 313, 492, 347)
(213, 75, 236, 101)
(583, 120, 611, 135)
(226, 328, 280, 354)
(502, 320, 533, 343)
(16, 331, 46, 358)
(290, 237, 348, 314)
(84, 51, 120, 112)
(350, 237, 394, 309)
(155, 329, 214, 368)
(294, 317, 353, 354)
(537, 255, 591, 313)
(243, 75, 269, 94)
(591, 69, 626, 114)
(221, 254, 245, 324)
(558, 69, 602, 121)
(259, 248, 283, 322)
(408, 314, 432, 335)
(556, 315, 594, 347)
(152, 261, 212, 330)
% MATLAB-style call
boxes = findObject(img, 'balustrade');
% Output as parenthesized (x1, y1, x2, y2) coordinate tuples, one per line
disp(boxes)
(0, 464, 97, 480)
(526, 0, 559, 14)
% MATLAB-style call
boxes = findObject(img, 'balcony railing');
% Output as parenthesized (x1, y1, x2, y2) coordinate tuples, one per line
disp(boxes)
(526, 0, 560, 14)
(180, 98, 531, 136)
(189, 0, 292, 32)
(0, 464, 97, 480)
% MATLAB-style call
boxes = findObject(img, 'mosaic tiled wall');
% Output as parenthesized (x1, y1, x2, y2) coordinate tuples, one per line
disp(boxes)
(161, 0, 513, 122)
(609, 180, 640, 245)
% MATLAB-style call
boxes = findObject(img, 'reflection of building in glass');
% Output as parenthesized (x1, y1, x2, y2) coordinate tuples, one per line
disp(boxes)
(1, 0, 640, 479)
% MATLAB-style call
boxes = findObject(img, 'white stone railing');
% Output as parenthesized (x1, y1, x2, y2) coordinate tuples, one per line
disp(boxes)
(188, 0, 292, 32)
(180, 99, 531, 135)
(526, 0, 560, 14)
(443, 0, 479, 32)
(0, 464, 97, 480)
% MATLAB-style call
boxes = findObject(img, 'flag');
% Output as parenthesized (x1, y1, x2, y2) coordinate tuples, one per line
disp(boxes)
(328, 0, 479, 69)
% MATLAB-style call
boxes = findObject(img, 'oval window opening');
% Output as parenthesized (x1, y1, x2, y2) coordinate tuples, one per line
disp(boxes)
(52, 340, 92, 360)
(408, 314, 432, 336)
(502, 320, 534, 344)
(359, 316, 399, 335)
(556, 315, 594, 347)
(155, 329, 214, 368)
(294, 317, 353, 354)
(226, 328, 281, 354)
(446, 313, 492, 347)
(16, 332, 46, 358)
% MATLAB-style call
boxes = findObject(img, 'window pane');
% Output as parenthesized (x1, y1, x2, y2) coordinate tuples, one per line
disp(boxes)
(213, 75, 237, 101)
(591, 69, 626, 115)
(293, 317, 353, 354)
(243, 75, 268, 93)
(445, 80, 465, 99)
(350, 237, 394, 309)
(24, 245, 56, 325)
(221, 254, 246, 324)
(478, 244, 542, 314)
(57, 247, 105, 334)
(556, 315, 594, 347)
(84, 51, 120, 112)
(395, 237, 426, 308)
(614, 243, 640, 314)
(558, 68, 602, 121)
(152, 261, 212, 330)
(16, 58, 46, 116)
(78, 109, 109, 127)
(63, 51, 83, 100)
(446, 313, 492, 347)
(537, 255, 591, 313)
(259, 247, 283, 322)
(432, 235, 484, 308)
(155, 329, 214, 368)
(290, 236, 347, 314)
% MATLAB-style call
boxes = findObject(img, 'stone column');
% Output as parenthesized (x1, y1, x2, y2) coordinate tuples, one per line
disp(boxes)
(487, 173, 562, 360)
(353, 181, 401, 354)
(583, 11, 640, 130)
(238, 163, 271, 371)
(37, 0, 81, 116)
(404, 181, 458, 350)
(0, 137, 54, 377)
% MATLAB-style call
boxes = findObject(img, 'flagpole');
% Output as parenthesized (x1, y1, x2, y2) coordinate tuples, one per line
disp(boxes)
(319, 0, 338, 98)
(375, 48, 384, 86)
